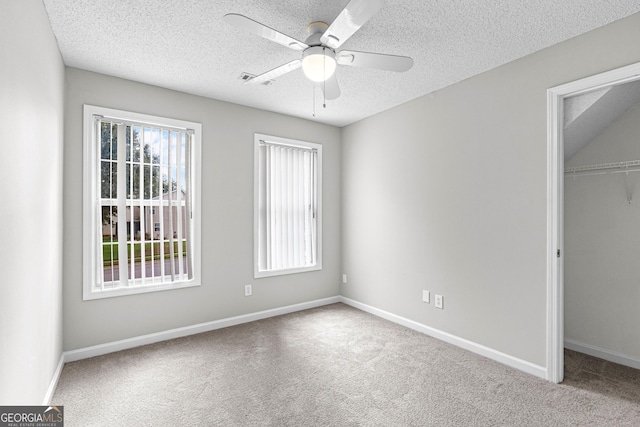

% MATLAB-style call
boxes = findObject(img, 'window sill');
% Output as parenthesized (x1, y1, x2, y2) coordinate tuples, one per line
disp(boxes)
(83, 279, 201, 300)
(254, 265, 322, 279)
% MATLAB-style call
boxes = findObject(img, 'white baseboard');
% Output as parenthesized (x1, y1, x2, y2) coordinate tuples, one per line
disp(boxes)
(565, 339, 640, 370)
(339, 296, 547, 379)
(64, 296, 340, 363)
(43, 353, 65, 405)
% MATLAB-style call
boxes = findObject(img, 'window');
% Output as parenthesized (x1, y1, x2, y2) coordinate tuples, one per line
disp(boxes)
(254, 133, 322, 278)
(83, 105, 201, 300)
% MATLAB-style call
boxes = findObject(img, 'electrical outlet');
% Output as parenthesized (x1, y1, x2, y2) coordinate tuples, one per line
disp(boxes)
(435, 294, 443, 309)
(422, 290, 430, 303)
(244, 284, 252, 297)
(342, 274, 347, 284)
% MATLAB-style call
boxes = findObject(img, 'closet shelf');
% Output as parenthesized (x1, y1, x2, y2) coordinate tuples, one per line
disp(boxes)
(564, 160, 640, 176)
(565, 160, 640, 204)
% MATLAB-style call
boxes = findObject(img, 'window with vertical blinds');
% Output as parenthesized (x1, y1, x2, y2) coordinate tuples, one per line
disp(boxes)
(254, 133, 322, 278)
(83, 105, 201, 300)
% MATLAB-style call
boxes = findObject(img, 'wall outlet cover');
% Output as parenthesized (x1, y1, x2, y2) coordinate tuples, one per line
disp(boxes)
(435, 294, 443, 309)
(422, 290, 430, 303)
(244, 284, 252, 297)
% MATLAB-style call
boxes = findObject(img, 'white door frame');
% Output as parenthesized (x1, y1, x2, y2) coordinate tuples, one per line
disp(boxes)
(546, 61, 640, 383)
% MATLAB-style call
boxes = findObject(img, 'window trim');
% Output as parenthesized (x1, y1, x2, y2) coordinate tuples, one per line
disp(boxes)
(253, 133, 323, 278)
(83, 105, 202, 300)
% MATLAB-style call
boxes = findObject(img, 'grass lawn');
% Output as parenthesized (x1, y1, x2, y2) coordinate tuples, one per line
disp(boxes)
(103, 239, 187, 266)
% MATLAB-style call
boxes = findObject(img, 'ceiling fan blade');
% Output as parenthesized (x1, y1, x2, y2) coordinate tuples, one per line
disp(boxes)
(321, 74, 341, 100)
(320, 0, 384, 49)
(244, 60, 301, 85)
(337, 50, 413, 72)
(223, 14, 308, 51)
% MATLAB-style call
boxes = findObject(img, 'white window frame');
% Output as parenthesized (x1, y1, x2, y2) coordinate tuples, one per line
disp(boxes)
(83, 105, 202, 300)
(254, 133, 323, 278)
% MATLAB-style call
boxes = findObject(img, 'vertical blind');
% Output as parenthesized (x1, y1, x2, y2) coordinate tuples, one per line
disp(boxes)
(95, 115, 193, 289)
(258, 141, 318, 272)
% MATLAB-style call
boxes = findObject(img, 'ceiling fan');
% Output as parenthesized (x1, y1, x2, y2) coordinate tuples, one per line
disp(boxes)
(223, 0, 413, 101)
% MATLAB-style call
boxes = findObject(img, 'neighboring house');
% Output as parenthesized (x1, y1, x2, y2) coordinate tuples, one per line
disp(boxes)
(102, 189, 187, 240)
(146, 189, 188, 240)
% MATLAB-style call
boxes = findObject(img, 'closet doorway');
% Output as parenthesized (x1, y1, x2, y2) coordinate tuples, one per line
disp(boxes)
(547, 62, 640, 383)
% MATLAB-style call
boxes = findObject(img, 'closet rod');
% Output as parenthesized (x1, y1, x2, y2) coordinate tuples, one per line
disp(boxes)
(564, 160, 640, 177)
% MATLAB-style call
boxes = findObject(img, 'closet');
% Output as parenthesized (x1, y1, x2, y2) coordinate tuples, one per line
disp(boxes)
(563, 81, 640, 369)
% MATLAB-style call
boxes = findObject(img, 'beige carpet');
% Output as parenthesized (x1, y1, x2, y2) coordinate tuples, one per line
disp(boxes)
(53, 303, 640, 426)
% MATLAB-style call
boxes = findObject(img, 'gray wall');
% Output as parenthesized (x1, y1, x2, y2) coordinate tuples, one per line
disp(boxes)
(0, 0, 64, 404)
(341, 13, 640, 368)
(63, 68, 341, 350)
(565, 101, 640, 360)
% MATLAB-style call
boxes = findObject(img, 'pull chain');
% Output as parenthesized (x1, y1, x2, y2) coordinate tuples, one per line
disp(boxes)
(323, 48, 327, 108)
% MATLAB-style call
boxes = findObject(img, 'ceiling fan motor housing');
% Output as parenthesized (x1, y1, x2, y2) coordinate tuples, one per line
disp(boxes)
(306, 21, 339, 48)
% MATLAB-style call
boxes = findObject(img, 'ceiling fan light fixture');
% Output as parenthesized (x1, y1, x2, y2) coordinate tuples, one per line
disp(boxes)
(302, 46, 336, 83)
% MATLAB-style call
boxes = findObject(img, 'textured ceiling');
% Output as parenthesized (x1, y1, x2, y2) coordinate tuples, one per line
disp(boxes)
(564, 81, 640, 161)
(43, 0, 640, 127)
